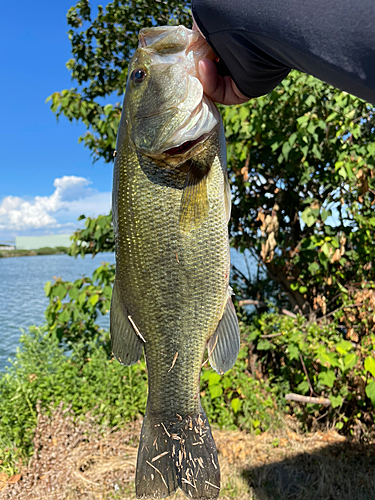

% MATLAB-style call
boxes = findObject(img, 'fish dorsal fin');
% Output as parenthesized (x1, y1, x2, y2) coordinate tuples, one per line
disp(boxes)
(179, 161, 209, 233)
(110, 280, 143, 365)
(208, 294, 240, 374)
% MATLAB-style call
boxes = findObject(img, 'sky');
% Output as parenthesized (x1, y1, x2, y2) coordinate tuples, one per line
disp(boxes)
(0, 0, 113, 242)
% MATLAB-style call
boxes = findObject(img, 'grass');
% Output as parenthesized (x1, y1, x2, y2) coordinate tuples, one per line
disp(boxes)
(1, 406, 374, 500)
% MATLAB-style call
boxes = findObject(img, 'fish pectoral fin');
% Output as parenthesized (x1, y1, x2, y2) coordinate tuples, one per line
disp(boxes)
(224, 171, 232, 223)
(110, 280, 143, 365)
(208, 296, 240, 374)
(179, 162, 209, 233)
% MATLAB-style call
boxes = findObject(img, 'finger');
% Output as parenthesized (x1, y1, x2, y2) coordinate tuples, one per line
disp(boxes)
(198, 59, 249, 105)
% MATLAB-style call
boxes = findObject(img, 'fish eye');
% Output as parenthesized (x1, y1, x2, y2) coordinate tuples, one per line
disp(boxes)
(131, 68, 147, 84)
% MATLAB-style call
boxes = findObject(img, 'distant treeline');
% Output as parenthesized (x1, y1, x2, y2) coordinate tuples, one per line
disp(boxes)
(0, 247, 69, 258)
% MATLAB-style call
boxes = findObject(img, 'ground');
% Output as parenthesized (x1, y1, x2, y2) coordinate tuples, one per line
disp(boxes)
(1, 405, 375, 500)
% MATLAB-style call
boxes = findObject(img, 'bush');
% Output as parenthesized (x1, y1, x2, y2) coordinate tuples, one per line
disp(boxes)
(0, 326, 148, 473)
(0, 324, 283, 474)
(245, 312, 375, 437)
(44, 262, 114, 349)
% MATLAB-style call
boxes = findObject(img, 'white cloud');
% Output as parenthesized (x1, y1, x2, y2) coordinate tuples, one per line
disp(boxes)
(0, 176, 111, 236)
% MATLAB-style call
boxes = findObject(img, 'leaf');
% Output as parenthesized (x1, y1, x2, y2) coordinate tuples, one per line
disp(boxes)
(54, 284, 67, 300)
(208, 373, 221, 386)
(68, 287, 80, 300)
(366, 380, 375, 407)
(301, 208, 317, 227)
(231, 398, 242, 414)
(282, 142, 292, 160)
(321, 242, 332, 258)
(364, 356, 375, 377)
(257, 339, 272, 350)
(58, 309, 71, 323)
(316, 348, 339, 368)
(297, 380, 310, 394)
(343, 353, 357, 371)
(44, 281, 51, 296)
(335, 341, 353, 356)
(252, 419, 260, 429)
(8, 474, 21, 485)
(89, 294, 99, 307)
(308, 262, 320, 275)
(209, 384, 223, 400)
(318, 370, 336, 388)
(329, 395, 343, 408)
(288, 344, 300, 360)
(297, 115, 309, 125)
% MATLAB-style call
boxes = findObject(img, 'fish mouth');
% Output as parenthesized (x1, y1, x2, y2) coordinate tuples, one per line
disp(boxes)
(163, 135, 206, 156)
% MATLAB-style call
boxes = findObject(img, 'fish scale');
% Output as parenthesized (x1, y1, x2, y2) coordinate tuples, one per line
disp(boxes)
(115, 131, 228, 415)
(110, 25, 240, 500)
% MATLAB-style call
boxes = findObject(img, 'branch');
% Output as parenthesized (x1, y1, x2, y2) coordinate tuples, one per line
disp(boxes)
(299, 353, 315, 396)
(281, 308, 297, 318)
(319, 302, 362, 322)
(238, 299, 266, 307)
(285, 393, 331, 406)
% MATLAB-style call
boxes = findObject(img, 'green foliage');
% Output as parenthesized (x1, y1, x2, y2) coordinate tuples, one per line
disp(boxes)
(224, 72, 375, 317)
(245, 312, 375, 435)
(0, 326, 148, 472)
(69, 213, 114, 257)
(44, 262, 114, 349)
(200, 346, 282, 434)
(46, 0, 191, 162)
(0, 324, 281, 474)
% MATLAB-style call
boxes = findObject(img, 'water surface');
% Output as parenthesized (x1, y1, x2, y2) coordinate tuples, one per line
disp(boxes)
(0, 253, 115, 371)
(0, 249, 254, 371)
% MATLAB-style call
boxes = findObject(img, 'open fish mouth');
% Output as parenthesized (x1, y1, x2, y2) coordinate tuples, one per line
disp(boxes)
(163, 135, 206, 156)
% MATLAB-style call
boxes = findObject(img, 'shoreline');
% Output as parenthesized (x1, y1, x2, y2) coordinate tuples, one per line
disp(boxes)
(0, 247, 69, 259)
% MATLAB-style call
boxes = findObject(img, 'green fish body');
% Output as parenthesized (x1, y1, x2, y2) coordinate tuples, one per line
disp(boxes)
(111, 26, 240, 500)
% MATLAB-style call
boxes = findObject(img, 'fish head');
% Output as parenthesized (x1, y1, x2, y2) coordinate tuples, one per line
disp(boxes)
(123, 25, 221, 164)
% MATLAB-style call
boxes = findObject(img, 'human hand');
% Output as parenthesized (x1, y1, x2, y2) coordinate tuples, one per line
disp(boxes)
(198, 59, 250, 105)
(192, 20, 250, 105)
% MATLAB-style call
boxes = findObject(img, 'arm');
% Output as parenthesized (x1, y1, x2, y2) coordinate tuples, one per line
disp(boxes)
(192, 0, 375, 105)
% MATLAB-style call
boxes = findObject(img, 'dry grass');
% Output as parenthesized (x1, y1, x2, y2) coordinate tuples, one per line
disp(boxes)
(1, 406, 375, 500)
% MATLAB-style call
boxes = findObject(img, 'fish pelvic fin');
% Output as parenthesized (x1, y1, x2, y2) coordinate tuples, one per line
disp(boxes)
(110, 280, 144, 365)
(208, 293, 240, 374)
(136, 407, 220, 499)
(179, 161, 209, 233)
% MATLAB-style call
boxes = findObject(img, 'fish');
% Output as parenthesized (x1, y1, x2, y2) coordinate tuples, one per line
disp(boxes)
(110, 25, 240, 500)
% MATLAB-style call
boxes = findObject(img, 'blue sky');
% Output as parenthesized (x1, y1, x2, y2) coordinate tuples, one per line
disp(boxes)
(0, 0, 113, 241)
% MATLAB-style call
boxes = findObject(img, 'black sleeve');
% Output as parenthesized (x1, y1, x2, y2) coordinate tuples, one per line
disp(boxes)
(192, 0, 375, 104)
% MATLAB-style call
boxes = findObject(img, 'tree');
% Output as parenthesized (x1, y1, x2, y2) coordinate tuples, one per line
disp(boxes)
(47, 0, 191, 162)
(224, 73, 375, 324)
(50, 1, 375, 329)
(43, 0, 375, 437)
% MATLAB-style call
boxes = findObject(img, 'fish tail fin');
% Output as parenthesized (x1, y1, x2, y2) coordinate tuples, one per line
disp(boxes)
(136, 407, 220, 499)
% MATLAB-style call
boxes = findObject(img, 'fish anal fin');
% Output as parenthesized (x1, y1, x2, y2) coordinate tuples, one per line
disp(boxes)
(110, 280, 143, 365)
(208, 296, 240, 374)
(179, 162, 209, 233)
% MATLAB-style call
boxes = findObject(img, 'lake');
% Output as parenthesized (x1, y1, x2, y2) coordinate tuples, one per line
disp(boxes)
(0, 249, 254, 371)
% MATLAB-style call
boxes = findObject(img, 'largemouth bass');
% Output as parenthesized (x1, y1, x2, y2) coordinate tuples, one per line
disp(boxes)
(111, 25, 240, 500)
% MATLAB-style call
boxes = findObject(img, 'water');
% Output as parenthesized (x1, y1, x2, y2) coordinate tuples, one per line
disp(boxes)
(0, 249, 254, 372)
(0, 253, 115, 371)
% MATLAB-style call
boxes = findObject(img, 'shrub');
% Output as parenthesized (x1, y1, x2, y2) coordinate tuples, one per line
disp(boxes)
(245, 312, 375, 436)
(0, 326, 148, 472)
